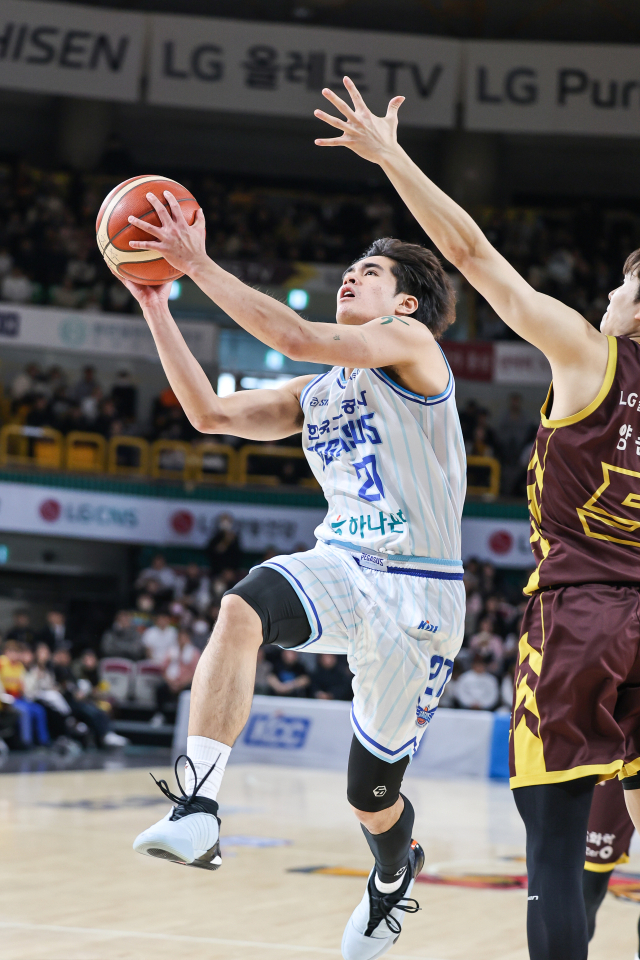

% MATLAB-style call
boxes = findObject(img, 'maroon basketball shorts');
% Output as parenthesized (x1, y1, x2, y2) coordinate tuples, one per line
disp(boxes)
(510, 584, 640, 789)
(585, 776, 635, 872)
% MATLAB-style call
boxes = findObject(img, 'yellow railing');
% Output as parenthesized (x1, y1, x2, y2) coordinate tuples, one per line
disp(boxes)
(237, 444, 319, 488)
(107, 436, 150, 477)
(0, 425, 501, 497)
(0, 424, 64, 469)
(66, 431, 106, 473)
(467, 455, 501, 498)
(191, 442, 237, 485)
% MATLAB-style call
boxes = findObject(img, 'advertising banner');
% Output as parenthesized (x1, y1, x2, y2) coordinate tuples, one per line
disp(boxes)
(0, 304, 216, 363)
(0, 477, 535, 566)
(173, 692, 499, 779)
(465, 40, 640, 137)
(0, 481, 325, 552)
(148, 14, 460, 128)
(462, 517, 534, 568)
(0, 0, 145, 101)
(493, 341, 550, 386)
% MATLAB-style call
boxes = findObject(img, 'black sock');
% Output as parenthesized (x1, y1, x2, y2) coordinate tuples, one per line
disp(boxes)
(582, 868, 610, 941)
(361, 793, 414, 884)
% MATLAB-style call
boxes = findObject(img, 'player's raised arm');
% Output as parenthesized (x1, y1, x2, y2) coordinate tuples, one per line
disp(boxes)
(115, 279, 310, 441)
(124, 194, 447, 396)
(314, 78, 608, 378)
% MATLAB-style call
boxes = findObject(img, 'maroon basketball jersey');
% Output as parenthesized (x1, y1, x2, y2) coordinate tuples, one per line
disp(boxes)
(526, 335, 640, 594)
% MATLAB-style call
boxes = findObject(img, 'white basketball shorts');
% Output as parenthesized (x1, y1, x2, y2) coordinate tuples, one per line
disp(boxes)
(260, 540, 465, 763)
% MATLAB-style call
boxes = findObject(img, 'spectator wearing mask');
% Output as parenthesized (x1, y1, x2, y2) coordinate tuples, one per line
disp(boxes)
(177, 564, 211, 614)
(311, 654, 352, 701)
(136, 554, 180, 603)
(455, 656, 499, 711)
(151, 629, 200, 725)
(469, 617, 504, 675)
(142, 613, 178, 663)
(0, 641, 50, 746)
(72, 650, 112, 713)
(5, 609, 36, 649)
(36, 610, 70, 652)
(101, 610, 145, 660)
(267, 650, 310, 698)
(207, 514, 242, 577)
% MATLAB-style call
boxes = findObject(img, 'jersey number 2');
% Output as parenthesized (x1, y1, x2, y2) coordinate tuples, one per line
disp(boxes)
(353, 454, 385, 503)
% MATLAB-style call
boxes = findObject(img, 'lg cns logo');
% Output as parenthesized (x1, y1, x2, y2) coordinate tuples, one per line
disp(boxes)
(170, 510, 194, 535)
(244, 713, 310, 750)
(39, 499, 61, 522)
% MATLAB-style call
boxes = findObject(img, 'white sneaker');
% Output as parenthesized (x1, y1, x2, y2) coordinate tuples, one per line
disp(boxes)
(341, 840, 424, 960)
(103, 731, 130, 747)
(133, 756, 222, 871)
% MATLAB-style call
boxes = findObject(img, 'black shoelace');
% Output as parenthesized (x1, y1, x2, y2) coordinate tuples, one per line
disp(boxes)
(370, 888, 420, 936)
(150, 754, 218, 810)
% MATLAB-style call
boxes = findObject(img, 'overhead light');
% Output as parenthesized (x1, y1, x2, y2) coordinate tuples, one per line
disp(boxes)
(265, 349, 284, 371)
(169, 280, 182, 300)
(240, 376, 292, 390)
(287, 288, 309, 310)
(217, 373, 236, 397)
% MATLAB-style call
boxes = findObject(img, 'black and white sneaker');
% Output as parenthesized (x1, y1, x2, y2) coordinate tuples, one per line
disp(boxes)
(133, 755, 222, 870)
(341, 839, 424, 960)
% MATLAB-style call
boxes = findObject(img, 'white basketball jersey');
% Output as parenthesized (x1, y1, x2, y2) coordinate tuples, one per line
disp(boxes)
(300, 357, 466, 561)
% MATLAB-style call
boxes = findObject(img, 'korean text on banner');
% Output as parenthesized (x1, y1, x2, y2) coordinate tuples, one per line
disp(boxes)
(465, 40, 640, 138)
(148, 15, 461, 128)
(0, 0, 145, 101)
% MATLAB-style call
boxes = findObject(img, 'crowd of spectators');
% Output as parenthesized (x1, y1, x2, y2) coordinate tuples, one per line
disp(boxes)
(440, 558, 528, 713)
(0, 159, 636, 338)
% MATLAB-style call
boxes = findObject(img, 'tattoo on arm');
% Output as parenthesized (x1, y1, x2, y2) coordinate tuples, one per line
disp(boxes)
(333, 335, 340, 340)
(380, 316, 410, 326)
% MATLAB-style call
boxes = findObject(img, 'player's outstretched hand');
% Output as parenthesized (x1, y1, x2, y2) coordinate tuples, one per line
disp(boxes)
(126, 191, 208, 277)
(314, 76, 404, 163)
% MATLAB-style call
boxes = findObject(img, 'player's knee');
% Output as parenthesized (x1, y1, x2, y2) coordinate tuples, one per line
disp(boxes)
(350, 799, 402, 834)
(347, 773, 401, 816)
(216, 595, 263, 647)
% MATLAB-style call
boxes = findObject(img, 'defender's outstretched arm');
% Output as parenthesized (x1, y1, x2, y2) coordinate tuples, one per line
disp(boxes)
(314, 78, 607, 377)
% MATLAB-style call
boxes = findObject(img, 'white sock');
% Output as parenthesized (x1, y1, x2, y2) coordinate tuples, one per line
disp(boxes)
(184, 735, 231, 803)
(374, 870, 406, 894)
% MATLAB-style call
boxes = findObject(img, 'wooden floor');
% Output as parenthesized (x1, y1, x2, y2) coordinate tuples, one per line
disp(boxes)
(0, 762, 638, 960)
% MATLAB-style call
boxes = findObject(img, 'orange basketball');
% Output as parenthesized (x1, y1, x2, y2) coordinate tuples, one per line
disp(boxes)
(96, 175, 200, 285)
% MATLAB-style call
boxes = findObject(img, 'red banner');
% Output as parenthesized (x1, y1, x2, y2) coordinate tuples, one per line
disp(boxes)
(441, 341, 494, 381)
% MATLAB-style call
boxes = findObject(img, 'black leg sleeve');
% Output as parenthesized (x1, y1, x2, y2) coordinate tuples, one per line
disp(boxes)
(513, 777, 597, 960)
(582, 869, 610, 941)
(361, 794, 415, 885)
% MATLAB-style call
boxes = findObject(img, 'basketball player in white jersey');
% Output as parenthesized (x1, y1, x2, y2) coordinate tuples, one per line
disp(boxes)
(120, 137, 466, 957)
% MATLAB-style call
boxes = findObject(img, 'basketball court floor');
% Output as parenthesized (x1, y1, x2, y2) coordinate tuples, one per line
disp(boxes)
(0, 762, 637, 960)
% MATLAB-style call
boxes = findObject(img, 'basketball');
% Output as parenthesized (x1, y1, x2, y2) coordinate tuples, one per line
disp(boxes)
(96, 175, 200, 285)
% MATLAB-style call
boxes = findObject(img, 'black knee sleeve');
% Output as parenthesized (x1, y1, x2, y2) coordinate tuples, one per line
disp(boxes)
(346, 734, 409, 812)
(582, 869, 610, 941)
(622, 772, 640, 790)
(224, 566, 311, 648)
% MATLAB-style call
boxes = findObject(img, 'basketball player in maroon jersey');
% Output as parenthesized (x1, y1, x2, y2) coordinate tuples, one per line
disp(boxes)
(314, 77, 640, 959)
